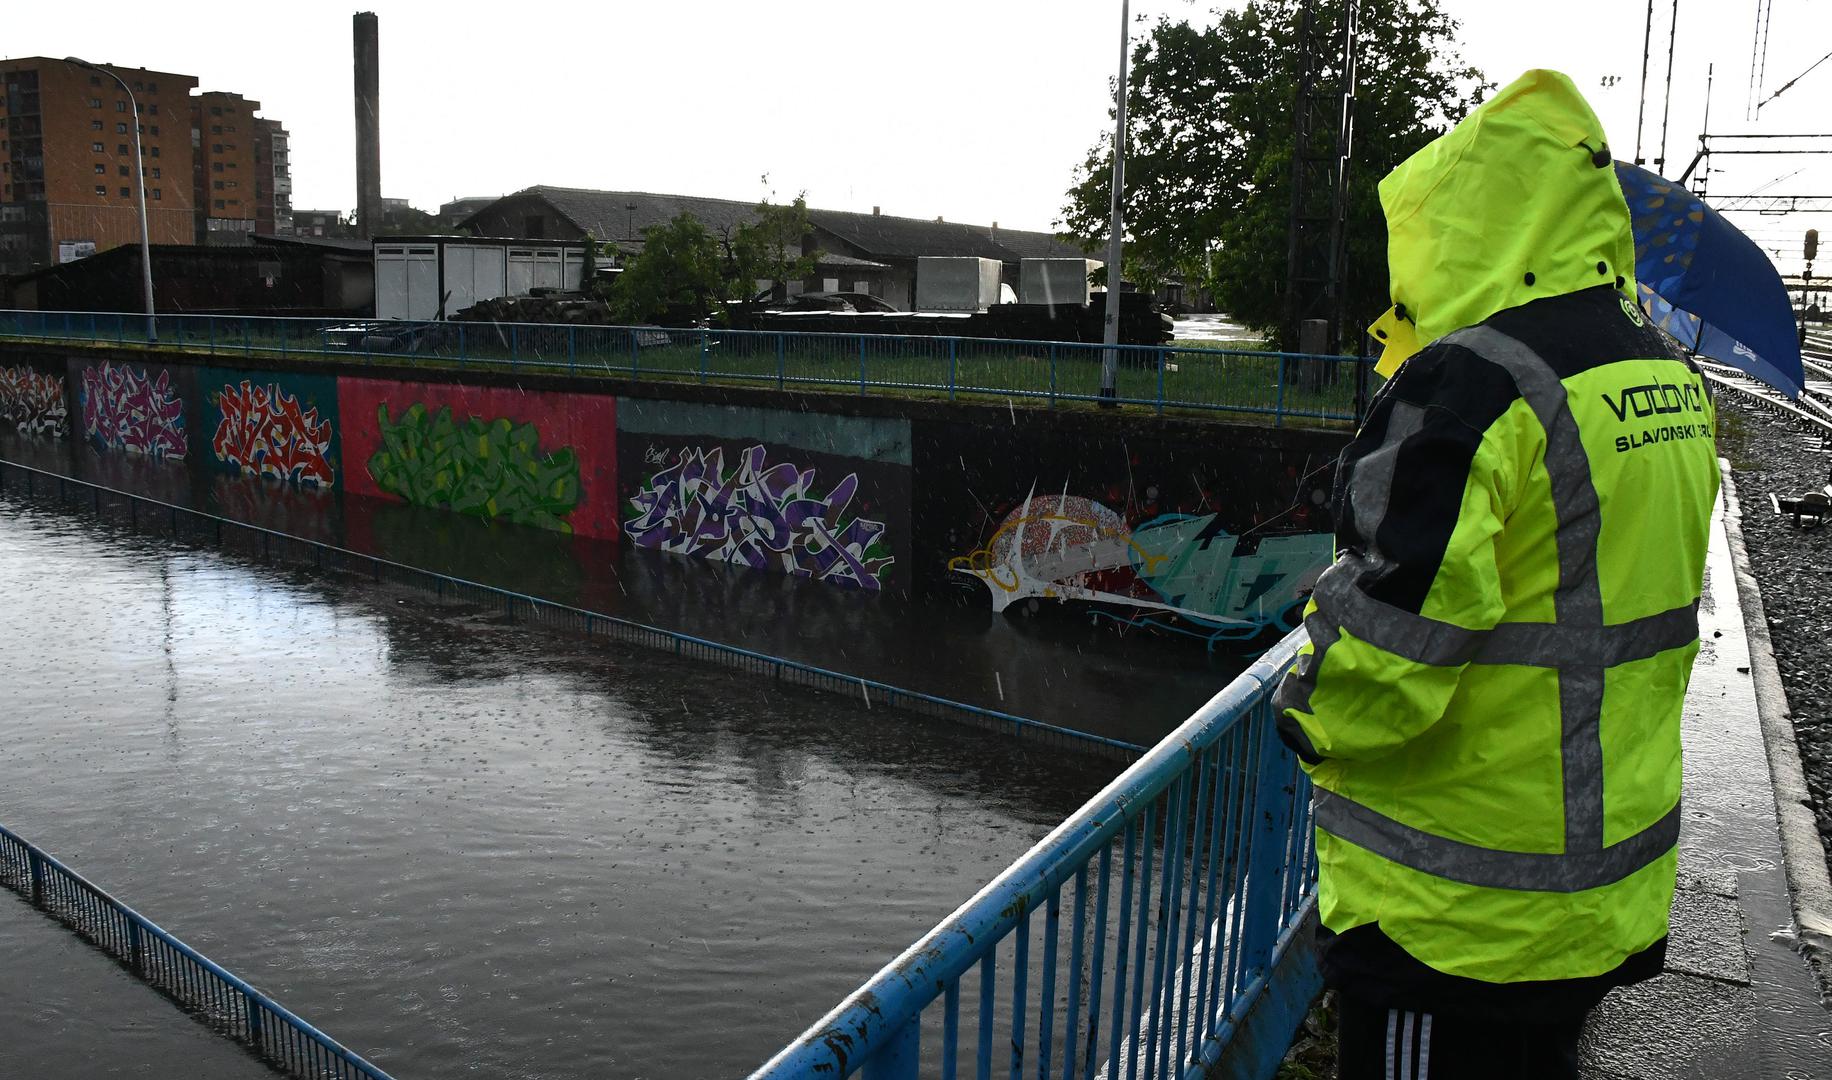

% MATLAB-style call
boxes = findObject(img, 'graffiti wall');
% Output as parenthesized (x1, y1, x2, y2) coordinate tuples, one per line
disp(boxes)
(70, 358, 198, 460)
(616, 399, 911, 591)
(337, 377, 617, 539)
(0, 361, 71, 439)
(200, 367, 341, 487)
(917, 419, 1342, 647)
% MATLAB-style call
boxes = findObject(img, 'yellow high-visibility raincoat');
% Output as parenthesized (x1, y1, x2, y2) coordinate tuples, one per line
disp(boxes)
(1275, 69, 1720, 989)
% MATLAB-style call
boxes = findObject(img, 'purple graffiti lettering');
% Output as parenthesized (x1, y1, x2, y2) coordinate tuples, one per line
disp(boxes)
(81, 361, 186, 459)
(626, 444, 894, 589)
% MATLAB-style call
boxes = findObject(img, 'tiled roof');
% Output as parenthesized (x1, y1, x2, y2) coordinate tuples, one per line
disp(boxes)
(463, 186, 1085, 264)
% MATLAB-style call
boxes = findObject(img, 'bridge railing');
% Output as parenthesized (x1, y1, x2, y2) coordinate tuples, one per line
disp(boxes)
(749, 631, 1316, 1080)
(0, 308, 1368, 425)
(0, 822, 395, 1080)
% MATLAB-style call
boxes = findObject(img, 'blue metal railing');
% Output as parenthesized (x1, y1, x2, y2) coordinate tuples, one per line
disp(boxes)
(0, 458, 1143, 761)
(0, 308, 1368, 425)
(749, 632, 1317, 1080)
(0, 822, 395, 1080)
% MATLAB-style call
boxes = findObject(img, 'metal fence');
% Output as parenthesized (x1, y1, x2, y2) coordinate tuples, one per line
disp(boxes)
(0, 822, 395, 1080)
(0, 458, 1142, 762)
(0, 308, 1369, 425)
(749, 631, 1317, 1080)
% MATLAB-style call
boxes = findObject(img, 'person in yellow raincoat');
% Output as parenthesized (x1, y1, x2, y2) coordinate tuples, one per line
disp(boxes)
(1275, 70, 1719, 1078)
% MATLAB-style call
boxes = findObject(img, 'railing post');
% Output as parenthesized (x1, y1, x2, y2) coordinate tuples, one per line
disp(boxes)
(861, 1015, 921, 1080)
(1156, 348, 1165, 414)
(208, 315, 216, 356)
(129, 920, 144, 974)
(511, 325, 520, 365)
(699, 329, 709, 382)
(245, 991, 263, 1050)
(777, 333, 786, 390)
(1275, 356, 1287, 428)
(458, 323, 467, 368)
(242, 318, 250, 354)
(568, 326, 576, 373)
(948, 338, 958, 402)
(630, 329, 640, 379)
(858, 335, 867, 395)
(27, 849, 44, 906)
(1048, 343, 1057, 408)
(1240, 728, 1298, 983)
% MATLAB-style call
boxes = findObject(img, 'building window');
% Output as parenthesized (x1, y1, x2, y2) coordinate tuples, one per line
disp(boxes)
(149, 104, 158, 115)
(133, 80, 144, 91)
(212, 162, 223, 173)
(89, 75, 101, 86)
(120, 187, 131, 197)
(211, 124, 222, 134)
(150, 147, 159, 158)
(95, 185, 107, 196)
(152, 188, 161, 200)
(225, 180, 237, 189)
(214, 199, 225, 209)
(213, 180, 224, 190)
(119, 165, 129, 177)
(94, 163, 105, 174)
(92, 141, 104, 152)
(117, 144, 128, 154)
(150, 167, 160, 179)
(210, 106, 222, 116)
(88, 98, 102, 109)
(116, 122, 127, 134)
(211, 143, 222, 153)
(90, 120, 102, 131)
(147, 82, 158, 93)
(149, 126, 158, 136)
(115, 100, 127, 112)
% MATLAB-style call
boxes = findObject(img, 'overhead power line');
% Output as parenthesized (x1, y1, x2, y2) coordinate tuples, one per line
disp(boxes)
(1759, 47, 1832, 110)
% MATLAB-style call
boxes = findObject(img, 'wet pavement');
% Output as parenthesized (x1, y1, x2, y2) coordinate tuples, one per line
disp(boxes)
(0, 498, 1141, 1078)
(0, 896, 264, 1079)
(1578, 499, 1832, 1078)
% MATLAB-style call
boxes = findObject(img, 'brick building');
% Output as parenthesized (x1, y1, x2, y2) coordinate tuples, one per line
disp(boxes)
(252, 117, 293, 237)
(191, 91, 262, 244)
(0, 58, 199, 276)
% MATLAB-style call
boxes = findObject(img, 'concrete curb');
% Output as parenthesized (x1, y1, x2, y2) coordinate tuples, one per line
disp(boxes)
(1717, 458, 1832, 994)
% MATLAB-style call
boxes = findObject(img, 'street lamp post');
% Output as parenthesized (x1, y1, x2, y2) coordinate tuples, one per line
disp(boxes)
(65, 57, 155, 341)
(1099, 0, 1131, 405)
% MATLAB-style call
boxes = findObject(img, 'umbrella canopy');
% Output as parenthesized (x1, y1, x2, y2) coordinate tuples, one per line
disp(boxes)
(1615, 161, 1803, 398)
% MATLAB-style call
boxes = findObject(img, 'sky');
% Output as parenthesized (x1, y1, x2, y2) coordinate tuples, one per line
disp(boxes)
(6, 0, 1829, 272)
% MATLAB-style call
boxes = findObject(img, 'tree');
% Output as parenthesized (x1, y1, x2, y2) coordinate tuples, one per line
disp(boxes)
(608, 213, 726, 325)
(725, 193, 820, 302)
(1059, 0, 1487, 347)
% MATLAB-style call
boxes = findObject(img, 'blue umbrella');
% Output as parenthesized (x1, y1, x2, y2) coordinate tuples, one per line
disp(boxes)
(1615, 161, 1804, 398)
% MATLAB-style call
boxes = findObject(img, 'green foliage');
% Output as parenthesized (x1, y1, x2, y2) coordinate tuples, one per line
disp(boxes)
(726, 194, 819, 303)
(1060, 0, 1488, 347)
(609, 193, 821, 323)
(373, 204, 459, 237)
(608, 213, 727, 325)
(368, 402, 582, 532)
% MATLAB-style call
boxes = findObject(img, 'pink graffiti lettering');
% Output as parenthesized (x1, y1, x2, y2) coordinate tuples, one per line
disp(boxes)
(81, 361, 186, 459)
(211, 380, 334, 485)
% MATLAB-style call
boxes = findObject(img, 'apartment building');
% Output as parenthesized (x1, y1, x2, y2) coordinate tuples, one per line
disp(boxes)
(252, 117, 293, 237)
(0, 58, 199, 276)
(191, 91, 262, 244)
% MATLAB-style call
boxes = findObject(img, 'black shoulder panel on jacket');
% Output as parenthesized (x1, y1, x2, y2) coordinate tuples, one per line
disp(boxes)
(1482, 284, 1688, 381)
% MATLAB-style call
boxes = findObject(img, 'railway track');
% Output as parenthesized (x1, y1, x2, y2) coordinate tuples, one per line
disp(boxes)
(1696, 325, 1832, 441)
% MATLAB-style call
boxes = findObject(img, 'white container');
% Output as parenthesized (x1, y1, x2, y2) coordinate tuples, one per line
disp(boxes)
(916, 257, 1003, 312)
(1019, 258, 1100, 306)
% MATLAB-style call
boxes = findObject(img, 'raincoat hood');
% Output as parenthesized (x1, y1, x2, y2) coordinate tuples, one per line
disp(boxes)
(1370, 69, 1639, 376)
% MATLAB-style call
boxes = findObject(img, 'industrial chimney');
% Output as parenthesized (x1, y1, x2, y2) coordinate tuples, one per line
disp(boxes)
(353, 11, 381, 240)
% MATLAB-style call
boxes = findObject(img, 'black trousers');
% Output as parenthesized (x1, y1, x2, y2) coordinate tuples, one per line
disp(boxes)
(1335, 993, 1586, 1080)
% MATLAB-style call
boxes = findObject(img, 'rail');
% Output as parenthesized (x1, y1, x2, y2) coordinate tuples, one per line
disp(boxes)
(749, 631, 1317, 1080)
(0, 822, 395, 1080)
(0, 458, 1143, 761)
(0, 309, 1370, 425)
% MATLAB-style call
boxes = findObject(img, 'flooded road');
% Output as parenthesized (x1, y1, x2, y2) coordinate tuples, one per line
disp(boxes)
(0, 497, 1148, 1078)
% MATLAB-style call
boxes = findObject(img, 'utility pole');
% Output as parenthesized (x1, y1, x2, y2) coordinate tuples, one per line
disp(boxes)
(1635, 0, 1655, 162)
(1099, 0, 1131, 406)
(66, 57, 154, 340)
(1656, 0, 1680, 171)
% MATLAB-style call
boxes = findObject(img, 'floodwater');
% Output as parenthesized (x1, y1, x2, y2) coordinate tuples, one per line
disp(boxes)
(0, 432, 1246, 749)
(0, 496, 1159, 1078)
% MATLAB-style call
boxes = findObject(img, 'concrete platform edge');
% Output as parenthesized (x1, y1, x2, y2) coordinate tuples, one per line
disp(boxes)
(1717, 458, 1832, 993)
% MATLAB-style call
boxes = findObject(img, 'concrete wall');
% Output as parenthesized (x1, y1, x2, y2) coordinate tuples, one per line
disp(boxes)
(0, 341, 1346, 644)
